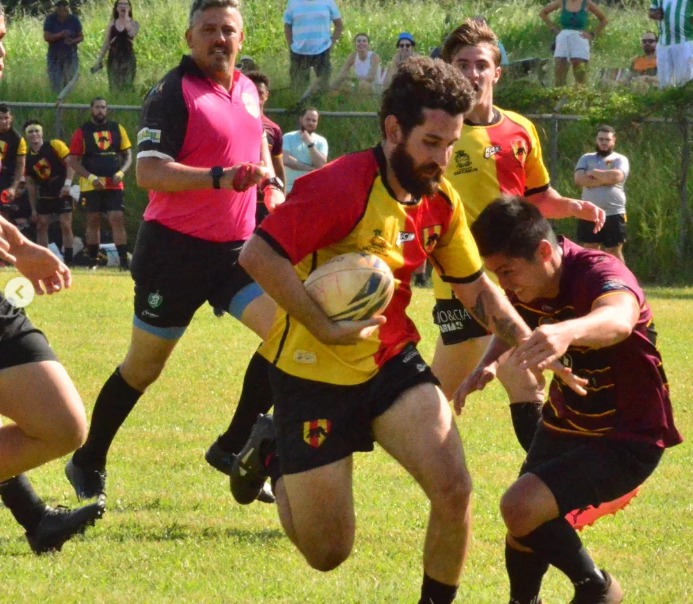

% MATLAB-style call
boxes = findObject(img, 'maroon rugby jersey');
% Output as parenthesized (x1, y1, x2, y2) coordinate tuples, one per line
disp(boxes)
(510, 238, 682, 449)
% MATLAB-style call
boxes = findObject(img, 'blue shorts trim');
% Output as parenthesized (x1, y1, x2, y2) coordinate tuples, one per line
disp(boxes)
(133, 315, 187, 341)
(228, 281, 264, 320)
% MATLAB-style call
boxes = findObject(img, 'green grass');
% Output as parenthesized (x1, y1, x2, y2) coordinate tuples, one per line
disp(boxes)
(0, 269, 690, 602)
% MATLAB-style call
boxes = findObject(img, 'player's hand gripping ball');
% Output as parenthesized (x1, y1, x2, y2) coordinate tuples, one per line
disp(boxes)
(304, 253, 395, 321)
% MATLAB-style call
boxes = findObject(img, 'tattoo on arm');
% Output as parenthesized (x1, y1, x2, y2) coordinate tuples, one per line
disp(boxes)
(470, 291, 523, 347)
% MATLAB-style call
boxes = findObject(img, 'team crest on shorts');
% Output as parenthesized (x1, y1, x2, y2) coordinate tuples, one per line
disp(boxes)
(303, 419, 331, 448)
(148, 291, 163, 309)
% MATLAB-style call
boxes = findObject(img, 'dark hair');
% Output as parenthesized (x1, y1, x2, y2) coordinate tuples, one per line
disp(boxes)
(22, 119, 42, 131)
(245, 70, 269, 89)
(379, 56, 473, 138)
(597, 124, 615, 136)
(91, 96, 108, 107)
(354, 32, 369, 43)
(643, 30, 658, 42)
(472, 196, 557, 260)
(111, 0, 133, 20)
(0, 102, 10, 114)
(301, 106, 319, 118)
(189, 0, 239, 27)
(441, 18, 502, 67)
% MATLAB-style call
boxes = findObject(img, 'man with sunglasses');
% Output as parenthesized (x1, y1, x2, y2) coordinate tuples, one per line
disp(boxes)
(628, 31, 659, 87)
(383, 32, 419, 86)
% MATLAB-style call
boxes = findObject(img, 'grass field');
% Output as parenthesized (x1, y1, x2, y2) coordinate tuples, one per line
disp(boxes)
(0, 269, 689, 603)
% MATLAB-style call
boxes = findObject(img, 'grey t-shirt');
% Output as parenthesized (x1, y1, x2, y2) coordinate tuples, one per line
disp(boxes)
(575, 151, 630, 215)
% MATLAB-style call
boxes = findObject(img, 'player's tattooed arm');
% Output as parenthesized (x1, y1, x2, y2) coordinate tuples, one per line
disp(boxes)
(467, 287, 530, 348)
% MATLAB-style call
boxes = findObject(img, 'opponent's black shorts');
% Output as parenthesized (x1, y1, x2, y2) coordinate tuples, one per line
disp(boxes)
(130, 220, 255, 333)
(36, 195, 73, 215)
(432, 298, 490, 345)
(269, 343, 439, 475)
(82, 189, 125, 213)
(0, 296, 58, 370)
(577, 213, 626, 248)
(521, 424, 663, 516)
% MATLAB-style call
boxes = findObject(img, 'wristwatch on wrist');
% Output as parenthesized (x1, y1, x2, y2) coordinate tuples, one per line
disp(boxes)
(307, 143, 315, 149)
(261, 176, 285, 192)
(210, 166, 224, 189)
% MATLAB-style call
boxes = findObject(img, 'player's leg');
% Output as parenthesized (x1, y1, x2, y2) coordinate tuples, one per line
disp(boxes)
(279, 457, 355, 571)
(502, 426, 662, 603)
(85, 207, 102, 268)
(35, 212, 50, 247)
(106, 191, 128, 268)
(0, 359, 85, 480)
(374, 381, 471, 602)
(58, 209, 74, 265)
(571, 58, 588, 85)
(554, 58, 569, 86)
(431, 334, 491, 399)
(601, 214, 627, 264)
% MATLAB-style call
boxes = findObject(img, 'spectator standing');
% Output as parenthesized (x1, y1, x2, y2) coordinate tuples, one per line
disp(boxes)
(574, 125, 629, 263)
(0, 103, 26, 208)
(0, 1, 104, 555)
(283, 107, 327, 193)
(284, 0, 343, 98)
(43, 0, 83, 94)
(64, 0, 283, 503)
(23, 119, 76, 264)
(92, 0, 140, 92)
(540, 0, 608, 85)
(649, 0, 693, 87)
(67, 97, 131, 270)
(330, 32, 382, 94)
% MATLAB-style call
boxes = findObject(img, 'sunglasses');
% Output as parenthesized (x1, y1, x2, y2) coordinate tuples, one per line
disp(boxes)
(398, 43, 413, 48)
(641, 39, 656, 43)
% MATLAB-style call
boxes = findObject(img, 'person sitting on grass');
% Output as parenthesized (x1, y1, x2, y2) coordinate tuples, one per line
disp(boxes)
(330, 32, 381, 95)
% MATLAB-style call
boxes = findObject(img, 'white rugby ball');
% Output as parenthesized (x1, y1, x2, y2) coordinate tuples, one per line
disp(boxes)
(304, 252, 395, 321)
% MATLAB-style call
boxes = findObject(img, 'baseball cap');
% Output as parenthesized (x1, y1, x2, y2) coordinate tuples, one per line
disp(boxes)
(397, 32, 415, 46)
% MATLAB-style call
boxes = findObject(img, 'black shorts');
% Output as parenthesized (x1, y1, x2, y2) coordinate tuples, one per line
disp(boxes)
(82, 189, 125, 213)
(130, 221, 255, 333)
(0, 296, 58, 369)
(36, 196, 73, 215)
(290, 49, 332, 84)
(432, 298, 490, 345)
(577, 213, 626, 248)
(521, 424, 663, 516)
(269, 343, 439, 475)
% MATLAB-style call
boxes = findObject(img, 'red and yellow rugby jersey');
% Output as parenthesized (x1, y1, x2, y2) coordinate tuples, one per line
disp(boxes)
(257, 145, 483, 385)
(433, 107, 550, 299)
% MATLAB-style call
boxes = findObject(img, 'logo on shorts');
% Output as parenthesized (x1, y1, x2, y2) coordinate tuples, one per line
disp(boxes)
(148, 291, 163, 309)
(137, 127, 162, 146)
(303, 419, 331, 448)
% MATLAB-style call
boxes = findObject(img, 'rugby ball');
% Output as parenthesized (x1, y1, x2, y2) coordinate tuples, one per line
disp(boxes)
(304, 253, 395, 321)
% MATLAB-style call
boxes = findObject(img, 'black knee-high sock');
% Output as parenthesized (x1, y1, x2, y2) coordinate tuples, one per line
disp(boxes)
(73, 368, 143, 468)
(0, 475, 46, 532)
(87, 244, 99, 261)
(419, 573, 458, 604)
(116, 244, 128, 264)
(63, 247, 73, 264)
(517, 518, 605, 588)
(509, 402, 543, 452)
(506, 541, 549, 604)
(216, 352, 273, 453)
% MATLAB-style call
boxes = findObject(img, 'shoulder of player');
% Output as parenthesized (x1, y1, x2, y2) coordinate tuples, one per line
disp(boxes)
(495, 108, 539, 135)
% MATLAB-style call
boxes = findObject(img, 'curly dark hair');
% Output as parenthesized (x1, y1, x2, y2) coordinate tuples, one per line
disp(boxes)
(379, 56, 473, 137)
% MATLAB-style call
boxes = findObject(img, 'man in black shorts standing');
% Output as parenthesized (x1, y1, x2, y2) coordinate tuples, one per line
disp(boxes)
(65, 0, 283, 503)
(0, 3, 104, 554)
(458, 197, 682, 604)
(24, 119, 76, 264)
(67, 97, 132, 270)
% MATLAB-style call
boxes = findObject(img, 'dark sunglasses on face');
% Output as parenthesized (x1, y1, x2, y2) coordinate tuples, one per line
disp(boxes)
(642, 39, 656, 43)
(398, 43, 412, 48)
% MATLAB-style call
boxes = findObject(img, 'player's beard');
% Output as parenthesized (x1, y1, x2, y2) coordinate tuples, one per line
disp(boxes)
(595, 145, 613, 157)
(390, 141, 443, 199)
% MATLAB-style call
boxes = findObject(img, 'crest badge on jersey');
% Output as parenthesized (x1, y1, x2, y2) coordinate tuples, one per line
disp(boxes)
(422, 225, 442, 253)
(94, 130, 113, 151)
(511, 140, 527, 167)
(34, 158, 52, 179)
(0, 140, 7, 159)
(303, 419, 331, 448)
